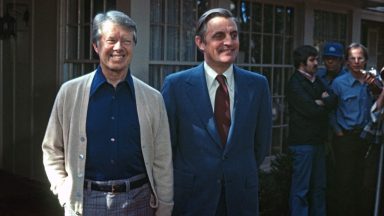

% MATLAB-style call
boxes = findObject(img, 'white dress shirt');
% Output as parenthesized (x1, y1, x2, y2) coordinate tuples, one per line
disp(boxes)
(204, 62, 235, 117)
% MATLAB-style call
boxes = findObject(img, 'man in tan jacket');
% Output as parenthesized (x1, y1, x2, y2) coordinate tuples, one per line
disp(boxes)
(42, 10, 173, 216)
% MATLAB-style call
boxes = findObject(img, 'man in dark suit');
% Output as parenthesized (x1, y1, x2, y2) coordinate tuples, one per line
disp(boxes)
(161, 8, 272, 216)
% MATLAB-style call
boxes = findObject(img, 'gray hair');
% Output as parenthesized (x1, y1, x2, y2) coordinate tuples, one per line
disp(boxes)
(346, 42, 368, 61)
(195, 8, 237, 42)
(92, 10, 137, 45)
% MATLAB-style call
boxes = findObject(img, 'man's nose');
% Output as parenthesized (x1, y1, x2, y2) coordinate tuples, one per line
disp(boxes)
(223, 34, 234, 45)
(113, 41, 122, 50)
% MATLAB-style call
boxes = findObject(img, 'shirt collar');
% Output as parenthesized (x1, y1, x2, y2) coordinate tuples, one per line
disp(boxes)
(204, 62, 234, 90)
(345, 70, 361, 87)
(90, 66, 135, 97)
(298, 69, 316, 82)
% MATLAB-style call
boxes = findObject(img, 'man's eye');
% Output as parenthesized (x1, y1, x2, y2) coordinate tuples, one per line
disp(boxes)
(122, 40, 132, 45)
(213, 33, 225, 40)
(106, 39, 116, 44)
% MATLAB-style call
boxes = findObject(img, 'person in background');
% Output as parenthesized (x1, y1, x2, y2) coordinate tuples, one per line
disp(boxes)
(42, 10, 173, 216)
(161, 8, 272, 216)
(286, 45, 332, 216)
(329, 42, 375, 216)
(316, 41, 346, 216)
(317, 42, 346, 89)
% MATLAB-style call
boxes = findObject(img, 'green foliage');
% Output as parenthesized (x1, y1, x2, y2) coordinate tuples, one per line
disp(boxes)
(259, 152, 293, 216)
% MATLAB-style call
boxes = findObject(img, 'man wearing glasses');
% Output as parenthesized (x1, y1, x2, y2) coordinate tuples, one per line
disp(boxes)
(329, 43, 376, 216)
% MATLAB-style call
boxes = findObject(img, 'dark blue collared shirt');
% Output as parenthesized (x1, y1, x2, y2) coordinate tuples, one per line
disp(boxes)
(85, 66, 145, 181)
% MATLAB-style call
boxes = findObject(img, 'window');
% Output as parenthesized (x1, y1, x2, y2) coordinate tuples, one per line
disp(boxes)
(59, 0, 122, 83)
(313, 10, 348, 55)
(149, 0, 210, 89)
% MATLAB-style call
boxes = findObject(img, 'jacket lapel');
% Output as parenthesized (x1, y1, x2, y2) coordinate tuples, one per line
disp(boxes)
(224, 67, 250, 153)
(185, 64, 222, 147)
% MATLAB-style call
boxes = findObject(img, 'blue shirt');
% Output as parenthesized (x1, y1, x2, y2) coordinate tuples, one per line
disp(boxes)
(331, 71, 374, 133)
(85, 66, 145, 180)
(317, 67, 347, 90)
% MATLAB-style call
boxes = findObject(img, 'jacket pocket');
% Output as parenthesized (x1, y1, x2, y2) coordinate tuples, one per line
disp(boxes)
(57, 177, 71, 206)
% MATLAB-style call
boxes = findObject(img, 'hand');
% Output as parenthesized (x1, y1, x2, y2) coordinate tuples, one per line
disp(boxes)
(321, 91, 329, 98)
(315, 99, 324, 106)
(335, 131, 344, 137)
(363, 72, 376, 85)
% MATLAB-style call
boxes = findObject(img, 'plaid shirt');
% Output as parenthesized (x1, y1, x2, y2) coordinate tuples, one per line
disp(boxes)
(361, 102, 384, 145)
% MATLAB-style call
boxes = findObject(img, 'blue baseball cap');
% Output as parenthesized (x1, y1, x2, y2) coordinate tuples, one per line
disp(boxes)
(323, 42, 344, 58)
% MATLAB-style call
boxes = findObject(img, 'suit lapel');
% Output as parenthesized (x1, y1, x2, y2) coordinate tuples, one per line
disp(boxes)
(225, 67, 250, 153)
(185, 64, 222, 147)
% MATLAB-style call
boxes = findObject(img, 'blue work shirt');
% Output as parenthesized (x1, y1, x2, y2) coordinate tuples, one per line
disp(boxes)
(317, 67, 347, 90)
(85, 66, 145, 181)
(331, 71, 374, 133)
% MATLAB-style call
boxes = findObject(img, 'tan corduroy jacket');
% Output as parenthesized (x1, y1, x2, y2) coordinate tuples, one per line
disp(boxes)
(42, 71, 173, 215)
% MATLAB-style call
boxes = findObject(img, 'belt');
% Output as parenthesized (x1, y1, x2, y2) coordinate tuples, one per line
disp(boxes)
(84, 177, 148, 193)
(342, 128, 362, 135)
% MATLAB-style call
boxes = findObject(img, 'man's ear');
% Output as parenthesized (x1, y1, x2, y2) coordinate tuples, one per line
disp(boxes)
(195, 36, 205, 52)
(297, 62, 305, 71)
(92, 43, 99, 54)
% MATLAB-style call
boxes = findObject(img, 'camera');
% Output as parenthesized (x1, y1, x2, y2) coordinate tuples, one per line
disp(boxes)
(361, 67, 384, 95)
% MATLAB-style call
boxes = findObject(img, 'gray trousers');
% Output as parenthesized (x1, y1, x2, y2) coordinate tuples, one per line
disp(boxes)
(65, 179, 154, 216)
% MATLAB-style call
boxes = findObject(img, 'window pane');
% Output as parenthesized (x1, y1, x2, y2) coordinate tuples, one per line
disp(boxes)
(252, 2, 262, 33)
(272, 68, 283, 95)
(106, 0, 116, 10)
(150, 26, 164, 60)
(275, 6, 284, 34)
(240, 1, 251, 32)
(150, 0, 164, 23)
(181, 26, 195, 61)
(251, 34, 261, 64)
(167, 0, 179, 25)
(83, 25, 91, 59)
(166, 27, 179, 61)
(314, 10, 347, 50)
(181, 0, 197, 61)
(263, 35, 272, 64)
(285, 37, 293, 64)
(67, 26, 78, 59)
(68, 0, 78, 25)
(286, 7, 294, 35)
(274, 35, 283, 64)
(93, 1, 104, 14)
(263, 5, 273, 33)
(239, 33, 249, 63)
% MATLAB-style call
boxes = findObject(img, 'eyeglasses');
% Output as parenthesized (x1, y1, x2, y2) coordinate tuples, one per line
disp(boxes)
(348, 57, 366, 63)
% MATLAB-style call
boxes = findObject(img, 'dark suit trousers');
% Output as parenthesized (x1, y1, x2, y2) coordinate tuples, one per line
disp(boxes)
(329, 133, 372, 216)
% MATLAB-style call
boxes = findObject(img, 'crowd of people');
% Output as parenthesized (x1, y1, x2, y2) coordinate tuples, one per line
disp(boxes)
(40, 7, 383, 216)
(287, 42, 383, 216)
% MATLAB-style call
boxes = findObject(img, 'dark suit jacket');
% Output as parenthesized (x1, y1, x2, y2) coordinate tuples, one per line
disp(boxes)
(161, 63, 272, 216)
